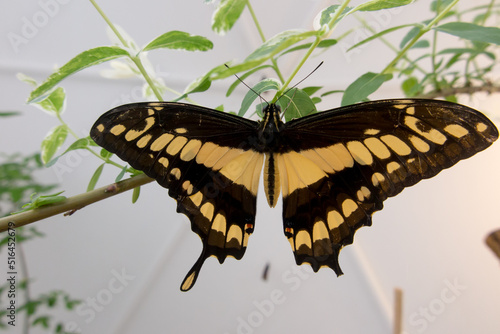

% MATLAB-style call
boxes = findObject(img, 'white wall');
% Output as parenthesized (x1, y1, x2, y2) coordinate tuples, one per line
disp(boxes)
(1, 1, 499, 333)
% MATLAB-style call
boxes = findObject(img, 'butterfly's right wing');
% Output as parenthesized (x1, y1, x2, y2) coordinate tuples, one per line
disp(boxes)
(90, 102, 264, 291)
(277, 99, 497, 274)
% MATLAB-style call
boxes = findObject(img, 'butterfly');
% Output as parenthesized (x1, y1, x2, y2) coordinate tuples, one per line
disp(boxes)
(90, 98, 498, 291)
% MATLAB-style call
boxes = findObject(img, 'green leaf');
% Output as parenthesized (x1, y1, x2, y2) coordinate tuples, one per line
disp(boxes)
(32, 315, 50, 328)
(438, 47, 495, 59)
(434, 22, 500, 45)
(132, 186, 140, 203)
(55, 323, 64, 333)
(302, 86, 323, 96)
(276, 89, 317, 122)
(400, 26, 422, 49)
(100, 148, 113, 159)
(46, 292, 58, 307)
(115, 165, 128, 182)
(28, 46, 129, 103)
(142, 31, 213, 52)
(184, 63, 231, 95)
(347, 24, 419, 51)
(14, 191, 66, 213)
(35, 87, 66, 115)
(341, 72, 392, 106)
(353, 0, 413, 12)
(17, 73, 38, 86)
(321, 89, 344, 97)
(401, 76, 421, 96)
(316, 5, 351, 27)
(88, 164, 104, 192)
(0, 111, 21, 117)
(245, 30, 318, 63)
(311, 97, 322, 104)
(184, 76, 212, 96)
(212, 0, 247, 35)
(238, 78, 281, 117)
(41, 125, 68, 164)
(45, 137, 90, 167)
(410, 40, 430, 49)
(64, 296, 81, 310)
(278, 39, 337, 57)
(430, 0, 455, 13)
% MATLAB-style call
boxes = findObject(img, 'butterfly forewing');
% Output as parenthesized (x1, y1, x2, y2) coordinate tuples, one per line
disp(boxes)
(277, 99, 498, 272)
(91, 102, 264, 291)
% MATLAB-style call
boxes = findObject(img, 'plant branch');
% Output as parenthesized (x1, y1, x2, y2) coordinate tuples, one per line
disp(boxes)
(0, 174, 154, 233)
(417, 82, 500, 99)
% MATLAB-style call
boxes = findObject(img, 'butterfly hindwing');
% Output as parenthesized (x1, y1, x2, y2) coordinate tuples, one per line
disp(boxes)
(277, 99, 498, 273)
(90, 102, 264, 291)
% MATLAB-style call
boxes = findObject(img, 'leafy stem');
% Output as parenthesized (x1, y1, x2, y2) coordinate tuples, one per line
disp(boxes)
(89, 0, 164, 101)
(275, 0, 351, 98)
(245, 1, 285, 83)
(380, 0, 460, 75)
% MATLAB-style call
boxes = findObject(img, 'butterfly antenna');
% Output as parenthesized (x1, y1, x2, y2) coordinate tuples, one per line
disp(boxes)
(281, 61, 324, 98)
(224, 64, 269, 105)
(277, 61, 324, 119)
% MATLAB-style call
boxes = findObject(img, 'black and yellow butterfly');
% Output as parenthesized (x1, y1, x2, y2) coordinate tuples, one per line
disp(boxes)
(90, 99, 498, 291)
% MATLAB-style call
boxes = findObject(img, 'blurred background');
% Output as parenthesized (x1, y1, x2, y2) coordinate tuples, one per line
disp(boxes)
(1, 0, 500, 333)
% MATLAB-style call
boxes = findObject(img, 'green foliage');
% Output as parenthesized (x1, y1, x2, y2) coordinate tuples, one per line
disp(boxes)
(0, 152, 79, 333)
(41, 126, 68, 165)
(0, 153, 56, 215)
(434, 22, 500, 45)
(5, 0, 499, 332)
(341, 72, 393, 106)
(17, 0, 499, 208)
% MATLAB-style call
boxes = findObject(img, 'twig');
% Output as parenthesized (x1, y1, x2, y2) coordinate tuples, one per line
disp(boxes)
(0, 173, 154, 233)
(486, 229, 500, 260)
(393, 288, 403, 334)
(418, 83, 500, 99)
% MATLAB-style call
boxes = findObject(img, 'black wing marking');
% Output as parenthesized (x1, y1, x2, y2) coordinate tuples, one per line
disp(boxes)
(277, 99, 498, 273)
(90, 102, 264, 291)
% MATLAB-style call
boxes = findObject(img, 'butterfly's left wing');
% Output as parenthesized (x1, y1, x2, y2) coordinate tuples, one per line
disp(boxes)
(91, 102, 264, 291)
(277, 99, 498, 274)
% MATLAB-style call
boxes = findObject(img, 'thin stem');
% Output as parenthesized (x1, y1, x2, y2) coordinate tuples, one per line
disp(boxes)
(354, 14, 427, 76)
(246, 0, 266, 42)
(89, 0, 128, 46)
(89, 0, 164, 101)
(274, 36, 322, 100)
(275, 0, 352, 99)
(418, 82, 500, 99)
(245, 1, 285, 83)
(128, 56, 164, 101)
(431, 29, 440, 88)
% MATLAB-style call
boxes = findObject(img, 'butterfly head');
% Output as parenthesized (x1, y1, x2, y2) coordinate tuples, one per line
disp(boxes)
(254, 103, 285, 152)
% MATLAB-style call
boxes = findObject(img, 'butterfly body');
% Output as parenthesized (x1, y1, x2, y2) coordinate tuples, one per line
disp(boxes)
(91, 99, 497, 291)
